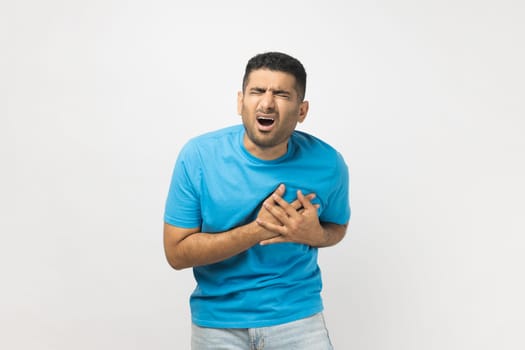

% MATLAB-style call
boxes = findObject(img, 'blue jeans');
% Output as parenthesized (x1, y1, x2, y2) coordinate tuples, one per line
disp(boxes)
(191, 312, 334, 350)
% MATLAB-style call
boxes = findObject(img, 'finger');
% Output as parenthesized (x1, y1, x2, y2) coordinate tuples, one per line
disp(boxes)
(256, 218, 287, 234)
(274, 184, 285, 197)
(290, 193, 315, 210)
(271, 192, 300, 218)
(262, 184, 286, 209)
(260, 236, 288, 245)
(263, 198, 291, 224)
(296, 203, 319, 215)
(297, 190, 316, 210)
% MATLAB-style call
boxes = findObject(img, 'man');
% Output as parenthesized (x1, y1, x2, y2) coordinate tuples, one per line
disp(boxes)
(163, 51, 350, 349)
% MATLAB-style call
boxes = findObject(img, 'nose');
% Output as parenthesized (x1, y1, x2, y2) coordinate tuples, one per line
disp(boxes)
(259, 91, 275, 111)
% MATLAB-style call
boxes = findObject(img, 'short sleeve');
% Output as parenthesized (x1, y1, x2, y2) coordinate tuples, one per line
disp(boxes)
(164, 142, 202, 229)
(319, 152, 351, 225)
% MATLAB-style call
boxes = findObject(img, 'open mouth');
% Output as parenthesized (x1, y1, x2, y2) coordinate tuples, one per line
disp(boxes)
(257, 116, 275, 127)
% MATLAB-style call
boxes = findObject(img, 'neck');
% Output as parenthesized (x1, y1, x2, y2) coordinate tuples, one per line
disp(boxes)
(243, 135, 288, 160)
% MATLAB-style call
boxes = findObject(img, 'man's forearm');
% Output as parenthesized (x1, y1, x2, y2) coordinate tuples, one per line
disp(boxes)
(164, 222, 277, 270)
(312, 222, 348, 248)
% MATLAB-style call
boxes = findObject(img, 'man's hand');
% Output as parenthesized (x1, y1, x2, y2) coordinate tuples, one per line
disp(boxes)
(256, 184, 323, 246)
(255, 184, 316, 235)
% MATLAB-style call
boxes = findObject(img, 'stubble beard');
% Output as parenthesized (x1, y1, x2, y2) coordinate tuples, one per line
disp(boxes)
(243, 126, 284, 149)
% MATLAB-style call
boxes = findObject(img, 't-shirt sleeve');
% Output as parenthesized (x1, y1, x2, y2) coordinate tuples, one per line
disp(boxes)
(164, 142, 202, 229)
(319, 152, 351, 225)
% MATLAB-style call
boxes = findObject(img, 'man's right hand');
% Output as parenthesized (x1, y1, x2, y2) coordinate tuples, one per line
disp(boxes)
(255, 184, 315, 237)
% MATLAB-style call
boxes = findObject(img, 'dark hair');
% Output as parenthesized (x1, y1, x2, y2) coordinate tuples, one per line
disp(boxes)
(242, 52, 307, 100)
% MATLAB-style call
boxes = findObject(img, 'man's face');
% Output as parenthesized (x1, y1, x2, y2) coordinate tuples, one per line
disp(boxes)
(237, 69, 309, 160)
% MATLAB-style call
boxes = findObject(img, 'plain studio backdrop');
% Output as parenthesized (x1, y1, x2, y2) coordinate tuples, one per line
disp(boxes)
(1, 1, 524, 349)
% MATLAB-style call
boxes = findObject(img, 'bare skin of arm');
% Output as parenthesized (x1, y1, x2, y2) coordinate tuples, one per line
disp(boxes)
(163, 185, 316, 270)
(257, 185, 348, 247)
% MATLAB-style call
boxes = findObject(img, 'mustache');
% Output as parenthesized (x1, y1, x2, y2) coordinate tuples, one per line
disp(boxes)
(256, 109, 277, 114)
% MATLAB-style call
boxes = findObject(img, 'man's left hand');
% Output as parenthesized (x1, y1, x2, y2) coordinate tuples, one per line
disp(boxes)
(256, 185, 324, 246)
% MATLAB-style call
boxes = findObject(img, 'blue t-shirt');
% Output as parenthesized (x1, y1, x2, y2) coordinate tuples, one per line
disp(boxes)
(164, 124, 350, 328)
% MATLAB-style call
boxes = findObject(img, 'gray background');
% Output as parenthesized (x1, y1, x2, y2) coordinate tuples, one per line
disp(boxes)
(2, 0, 524, 349)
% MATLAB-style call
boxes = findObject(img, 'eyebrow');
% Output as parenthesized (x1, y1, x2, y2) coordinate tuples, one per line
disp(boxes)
(249, 87, 292, 95)
(272, 89, 290, 95)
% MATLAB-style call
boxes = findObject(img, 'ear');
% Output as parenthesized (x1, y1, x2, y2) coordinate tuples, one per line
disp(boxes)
(297, 100, 309, 123)
(237, 91, 243, 115)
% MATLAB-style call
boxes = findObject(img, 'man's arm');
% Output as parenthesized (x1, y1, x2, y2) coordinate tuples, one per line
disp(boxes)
(313, 222, 348, 247)
(163, 221, 274, 270)
(163, 185, 316, 270)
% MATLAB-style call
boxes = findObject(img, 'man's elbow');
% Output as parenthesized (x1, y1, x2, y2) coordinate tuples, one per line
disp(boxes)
(167, 259, 191, 271)
(164, 250, 192, 271)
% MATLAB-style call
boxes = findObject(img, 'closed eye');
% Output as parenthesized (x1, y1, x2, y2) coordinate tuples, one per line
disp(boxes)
(273, 90, 291, 99)
(249, 88, 266, 95)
